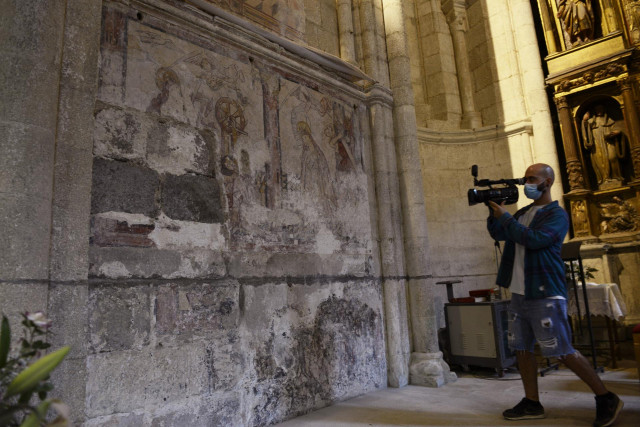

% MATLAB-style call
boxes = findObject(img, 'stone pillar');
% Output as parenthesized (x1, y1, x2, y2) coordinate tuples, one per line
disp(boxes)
(337, 0, 357, 65)
(1, 0, 63, 281)
(441, 0, 482, 129)
(383, 0, 455, 387)
(0, 0, 102, 423)
(359, 0, 381, 80)
(556, 96, 587, 191)
(361, 0, 411, 388)
(618, 77, 640, 181)
(510, 0, 562, 201)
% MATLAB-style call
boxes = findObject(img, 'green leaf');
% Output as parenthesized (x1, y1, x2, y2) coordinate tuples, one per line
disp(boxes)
(5, 346, 70, 398)
(19, 400, 51, 427)
(0, 316, 10, 369)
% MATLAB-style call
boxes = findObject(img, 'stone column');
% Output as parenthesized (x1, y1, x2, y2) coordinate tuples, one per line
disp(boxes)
(618, 77, 640, 181)
(383, 0, 455, 387)
(1, 0, 63, 282)
(510, 0, 562, 201)
(555, 96, 587, 191)
(441, 0, 482, 129)
(360, 0, 411, 388)
(337, 0, 357, 65)
(0, 0, 102, 423)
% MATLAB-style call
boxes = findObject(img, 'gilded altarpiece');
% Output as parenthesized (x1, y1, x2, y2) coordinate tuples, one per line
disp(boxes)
(536, 0, 640, 323)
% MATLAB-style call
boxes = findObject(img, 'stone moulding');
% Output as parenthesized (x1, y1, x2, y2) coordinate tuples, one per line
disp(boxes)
(183, 0, 372, 83)
(127, 0, 371, 101)
(416, 119, 533, 145)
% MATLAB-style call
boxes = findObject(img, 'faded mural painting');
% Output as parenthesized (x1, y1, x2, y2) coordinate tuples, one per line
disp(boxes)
(89, 4, 383, 424)
(94, 9, 370, 260)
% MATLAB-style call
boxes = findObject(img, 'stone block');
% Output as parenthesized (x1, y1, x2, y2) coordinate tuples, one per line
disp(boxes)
(147, 121, 215, 176)
(161, 173, 223, 223)
(88, 283, 151, 352)
(93, 104, 147, 161)
(0, 282, 49, 348)
(0, 120, 56, 199)
(472, 62, 495, 92)
(85, 343, 208, 417)
(91, 157, 160, 216)
(149, 395, 241, 427)
(0, 192, 52, 280)
(85, 413, 145, 427)
(48, 282, 89, 357)
(204, 341, 244, 393)
(0, 3, 64, 129)
(154, 281, 240, 339)
(89, 245, 226, 279)
(50, 355, 87, 426)
(91, 215, 156, 248)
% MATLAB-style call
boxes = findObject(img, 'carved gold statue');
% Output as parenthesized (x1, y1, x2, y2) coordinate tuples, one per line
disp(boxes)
(557, 0, 595, 47)
(598, 196, 638, 233)
(581, 104, 627, 189)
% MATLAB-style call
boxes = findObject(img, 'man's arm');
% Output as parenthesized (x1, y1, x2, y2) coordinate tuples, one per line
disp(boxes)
(495, 207, 568, 250)
(487, 201, 508, 241)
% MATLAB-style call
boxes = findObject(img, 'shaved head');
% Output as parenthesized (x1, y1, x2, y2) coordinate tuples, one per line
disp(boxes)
(526, 163, 555, 184)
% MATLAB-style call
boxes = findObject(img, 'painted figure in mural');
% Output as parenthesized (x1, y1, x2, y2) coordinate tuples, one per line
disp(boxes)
(297, 121, 336, 208)
(557, 0, 595, 46)
(324, 125, 355, 174)
(147, 67, 181, 114)
(599, 196, 638, 233)
(581, 104, 627, 188)
(487, 163, 623, 427)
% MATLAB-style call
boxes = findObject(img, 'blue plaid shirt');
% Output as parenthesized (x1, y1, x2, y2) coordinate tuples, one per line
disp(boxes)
(487, 201, 569, 299)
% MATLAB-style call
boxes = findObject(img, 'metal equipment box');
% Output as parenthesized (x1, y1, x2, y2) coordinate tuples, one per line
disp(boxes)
(445, 300, 515, 373)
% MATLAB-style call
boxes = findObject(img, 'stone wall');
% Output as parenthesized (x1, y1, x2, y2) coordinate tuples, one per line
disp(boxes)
(418, 125, 535, 327)
(1, 0, 386, 425)
(85, 1, 385, 424)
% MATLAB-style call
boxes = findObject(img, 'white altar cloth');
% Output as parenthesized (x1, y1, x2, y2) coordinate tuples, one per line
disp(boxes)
(568, 282, 627, 322)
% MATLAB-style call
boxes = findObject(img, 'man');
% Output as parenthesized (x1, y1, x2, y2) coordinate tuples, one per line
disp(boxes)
(487, 163, 623, 427)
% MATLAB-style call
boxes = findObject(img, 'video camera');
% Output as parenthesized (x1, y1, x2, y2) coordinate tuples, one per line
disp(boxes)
(467, 165, 524, 206)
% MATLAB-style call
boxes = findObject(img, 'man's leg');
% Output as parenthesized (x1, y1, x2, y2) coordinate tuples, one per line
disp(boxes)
(559, 351, 607, 395)
(517, 350, 540, 401)
(503, 350, 545, 420)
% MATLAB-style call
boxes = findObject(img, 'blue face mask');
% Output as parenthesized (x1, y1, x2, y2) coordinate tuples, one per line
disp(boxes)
(524, 183, 543, 200)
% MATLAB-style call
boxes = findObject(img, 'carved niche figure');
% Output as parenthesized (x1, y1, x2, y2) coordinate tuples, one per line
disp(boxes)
(598, 196, 638, 233)
(581, 104, 628, 189)
(557, 0, 595, 47)
(625, 0, 640, 44)
(571, 199, 589, 236)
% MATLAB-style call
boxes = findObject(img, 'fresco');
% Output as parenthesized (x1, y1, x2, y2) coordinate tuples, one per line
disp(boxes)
(94, 9, 371, 261)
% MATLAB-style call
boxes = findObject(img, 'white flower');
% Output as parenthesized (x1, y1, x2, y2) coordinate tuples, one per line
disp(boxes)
(26, 311, 52, 328)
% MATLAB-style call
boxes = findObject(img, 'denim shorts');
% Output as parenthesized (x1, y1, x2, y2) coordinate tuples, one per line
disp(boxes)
(507, 293, 576, 358)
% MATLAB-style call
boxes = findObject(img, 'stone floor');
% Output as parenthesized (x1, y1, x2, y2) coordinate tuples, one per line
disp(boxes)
(277, 360, 640, 426)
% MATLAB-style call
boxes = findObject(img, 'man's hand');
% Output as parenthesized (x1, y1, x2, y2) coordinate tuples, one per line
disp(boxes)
(488, 200, 506, 218)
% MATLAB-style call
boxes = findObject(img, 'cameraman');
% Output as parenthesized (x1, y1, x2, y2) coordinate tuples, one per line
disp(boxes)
(487, 163, 623, 427)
